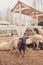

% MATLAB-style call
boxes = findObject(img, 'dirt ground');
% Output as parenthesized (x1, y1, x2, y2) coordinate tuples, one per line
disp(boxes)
(0, 36, 43, 65)
(0, 49, 43, 65)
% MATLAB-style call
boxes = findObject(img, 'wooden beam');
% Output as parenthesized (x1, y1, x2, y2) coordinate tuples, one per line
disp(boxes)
(19, 3, 21, 14)
(37, 14, 43, 16)
(13, 7, 31, 12)
(30, 11, 42, 16)
(21, 2, 31, 9)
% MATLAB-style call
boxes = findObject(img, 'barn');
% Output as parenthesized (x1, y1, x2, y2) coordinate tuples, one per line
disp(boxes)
(0, 0, 43, 50)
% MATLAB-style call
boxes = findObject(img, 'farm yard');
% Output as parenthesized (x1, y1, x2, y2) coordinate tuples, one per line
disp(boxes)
(0, 34, 43, 65)
(0, 26, 43, 65)
(0, 0, 43, 65)
(0, 48, 43, 65)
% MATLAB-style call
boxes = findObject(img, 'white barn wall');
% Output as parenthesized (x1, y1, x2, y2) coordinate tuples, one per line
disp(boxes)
(12, 13, 34, 26)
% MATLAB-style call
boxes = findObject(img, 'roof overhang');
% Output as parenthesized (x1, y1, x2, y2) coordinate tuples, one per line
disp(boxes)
(11, 1, 43, 18)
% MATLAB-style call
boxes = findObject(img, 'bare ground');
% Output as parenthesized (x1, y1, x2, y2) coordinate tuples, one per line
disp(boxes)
(0, 36, 43, 65)
(0, 49, 43, 65)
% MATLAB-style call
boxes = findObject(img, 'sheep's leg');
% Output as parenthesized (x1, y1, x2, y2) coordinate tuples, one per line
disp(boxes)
(18, 49, 22, 58)
(33, 43, 36, 49)
(36, 42, 40, 49)
(23, 50, 25, 57)
(10, 44, 13, 53)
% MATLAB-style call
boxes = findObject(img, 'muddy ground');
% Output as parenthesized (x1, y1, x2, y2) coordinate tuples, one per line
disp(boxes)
(0, 49, 43, 65)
